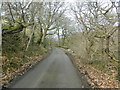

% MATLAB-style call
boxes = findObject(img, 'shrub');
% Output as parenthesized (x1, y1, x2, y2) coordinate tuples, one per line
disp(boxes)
(88, 59, 108, 72)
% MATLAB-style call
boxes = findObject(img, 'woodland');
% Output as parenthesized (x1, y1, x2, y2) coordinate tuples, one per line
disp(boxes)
(1, 0, 120, 88)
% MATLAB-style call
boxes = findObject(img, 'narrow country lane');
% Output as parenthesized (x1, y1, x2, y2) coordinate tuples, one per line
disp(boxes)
(9, 47, 90, 88)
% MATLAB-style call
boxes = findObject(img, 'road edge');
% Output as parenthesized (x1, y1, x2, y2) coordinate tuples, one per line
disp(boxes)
(64, 49, 92, 88)
(2, 47, 52, 89)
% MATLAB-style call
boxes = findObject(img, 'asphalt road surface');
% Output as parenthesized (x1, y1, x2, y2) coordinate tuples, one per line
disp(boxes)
(9, 47, 90, 88)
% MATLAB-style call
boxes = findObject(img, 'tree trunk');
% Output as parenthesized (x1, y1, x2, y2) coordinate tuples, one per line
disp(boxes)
(105, 36, 114, 60)
(7, 3, 15, 23)
(105, 37, 110, 54)
(31, 33, 35, 45)
(62, 29, 65, 46)
(41, 28, 47, 47)
(57, 28, 60, 46)
(25, 25, 35, 51)
(37, 27, 43, 45)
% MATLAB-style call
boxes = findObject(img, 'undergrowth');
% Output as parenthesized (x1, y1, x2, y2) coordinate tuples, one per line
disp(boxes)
(2, 33, 47, 75)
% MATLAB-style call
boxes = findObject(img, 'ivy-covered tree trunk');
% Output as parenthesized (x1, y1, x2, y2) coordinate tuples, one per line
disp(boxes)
(37, 27, 43, 46)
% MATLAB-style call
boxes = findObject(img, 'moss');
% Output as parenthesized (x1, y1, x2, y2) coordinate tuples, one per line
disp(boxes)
(59, 45, 69, 49)
(24, 22, 34, 27)
(11, 24, 21, 30)
(3, 24, 21, 30)
(95, 34, 108, 38)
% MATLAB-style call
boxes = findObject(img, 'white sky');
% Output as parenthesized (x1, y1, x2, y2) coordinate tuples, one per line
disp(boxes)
(66, 0, 119, 3)
(1, 0, 119, 2)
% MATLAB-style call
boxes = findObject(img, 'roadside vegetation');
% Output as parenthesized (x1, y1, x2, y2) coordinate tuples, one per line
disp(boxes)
(1, 0, 119, 88)
(64, 1, 119, 88)
(2, 28, 48, 85)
